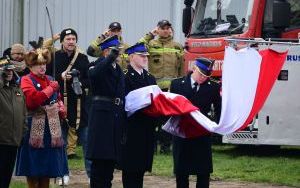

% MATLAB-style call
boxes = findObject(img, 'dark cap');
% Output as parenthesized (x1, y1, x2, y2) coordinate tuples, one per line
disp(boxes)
(109, 22, 122, 30)
(157, 20, 172, 28)
(194, 57, 214, 77)
(60, 28, 78, 43)
(125, 43, 149, 56)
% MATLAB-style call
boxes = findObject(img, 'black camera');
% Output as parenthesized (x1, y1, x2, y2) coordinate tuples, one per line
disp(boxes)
(0, 58, 16, 80)
(68, 69, 82, 96)
(68, 69, 80, 77)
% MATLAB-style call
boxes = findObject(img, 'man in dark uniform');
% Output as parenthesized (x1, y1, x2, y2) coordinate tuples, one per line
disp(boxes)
(86, 35, 125, 188)
(170, 58, 221, 188)
(120, 43, 157, 188)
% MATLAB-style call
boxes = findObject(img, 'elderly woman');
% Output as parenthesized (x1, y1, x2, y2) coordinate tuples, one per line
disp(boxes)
(15, 47, 68, 188)
(9, 43, 30, 77)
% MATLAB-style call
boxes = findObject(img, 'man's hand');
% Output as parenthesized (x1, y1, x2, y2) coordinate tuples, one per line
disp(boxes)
(102, 29, 111, 37)
(109, 47, 120, 61)
(61, 71, 72, 81)
(53, 33, 61, 41)
(151, 27, 159, 36)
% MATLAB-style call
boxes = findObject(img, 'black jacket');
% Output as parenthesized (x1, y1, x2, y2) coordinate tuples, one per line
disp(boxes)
(46, 49, 90, 127)
(120, 65, 157, 172)
(86, 54, 125, 161)
(170, 73, 221, 175)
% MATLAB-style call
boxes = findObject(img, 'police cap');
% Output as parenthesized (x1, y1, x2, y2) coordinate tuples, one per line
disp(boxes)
(194, 57, 214, 77)
(125, 43, 149, 56)
(99, 35, 120, 50)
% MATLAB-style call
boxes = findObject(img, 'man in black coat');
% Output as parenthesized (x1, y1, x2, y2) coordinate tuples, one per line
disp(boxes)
(46, 28, 91, 182)
(170, 58, 221, 188)
(86, 35, 125, 188)
(120, 43, 157, 188)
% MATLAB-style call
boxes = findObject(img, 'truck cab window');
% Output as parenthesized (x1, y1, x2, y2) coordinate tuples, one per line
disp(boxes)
(288, 0, 300, 29)
(263, 0, 300, 38)
(190, 0, 254, 37)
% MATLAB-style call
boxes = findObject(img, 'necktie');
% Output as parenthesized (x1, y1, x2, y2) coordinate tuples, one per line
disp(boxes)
(192, 82, 198, 94)
(141, 72, 144, 79)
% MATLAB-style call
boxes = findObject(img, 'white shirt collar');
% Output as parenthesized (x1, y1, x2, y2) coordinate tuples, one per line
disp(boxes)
(190, 77, 199, 90)
(131, 64, 144, 75)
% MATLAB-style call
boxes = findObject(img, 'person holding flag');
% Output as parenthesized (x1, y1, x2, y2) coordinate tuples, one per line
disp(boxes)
(120, 43, 157, 188)
(170, 58, 221, 188)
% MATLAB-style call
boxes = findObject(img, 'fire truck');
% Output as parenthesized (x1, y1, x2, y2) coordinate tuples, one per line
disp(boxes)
(182, 0, 300, 145)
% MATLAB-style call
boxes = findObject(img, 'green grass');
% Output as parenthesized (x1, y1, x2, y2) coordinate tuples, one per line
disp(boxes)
(151, 145, 300, 187)
(9, 182, 25, 188)
(212, 145, 300, 187)
(67, 146, 85, 170)
(10, 145, 300, 187)
(152, 153, 174, 176)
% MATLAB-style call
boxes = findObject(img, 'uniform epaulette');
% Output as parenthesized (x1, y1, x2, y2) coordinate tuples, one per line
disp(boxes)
(123, 69, 128, 74)
(174, 76, 184, 81)
(209, 78, 221, 84)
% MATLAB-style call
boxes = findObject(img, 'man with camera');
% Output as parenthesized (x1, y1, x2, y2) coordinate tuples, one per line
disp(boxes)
(87, 35, 125, 188)
(46, 28, 91, 183)
(0, 58, 26, 188)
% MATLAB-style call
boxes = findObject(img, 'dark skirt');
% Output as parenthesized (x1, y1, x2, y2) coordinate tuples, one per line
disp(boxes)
(15, 118, 69, 177)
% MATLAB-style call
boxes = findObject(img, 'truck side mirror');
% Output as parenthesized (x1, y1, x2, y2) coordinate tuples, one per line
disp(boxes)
(182, 6, 194, 36)
(273, 0, 290, 28)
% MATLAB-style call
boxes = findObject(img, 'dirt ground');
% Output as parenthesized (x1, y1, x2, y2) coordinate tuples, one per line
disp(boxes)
(30, 170, 293, 188)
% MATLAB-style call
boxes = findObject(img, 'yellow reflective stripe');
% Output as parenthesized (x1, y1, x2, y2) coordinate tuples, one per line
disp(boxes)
(149, 47, 182, 53)
(139, 38, 148, 44)
(120, 54, 128, 58)
(91, 41, 100, 47)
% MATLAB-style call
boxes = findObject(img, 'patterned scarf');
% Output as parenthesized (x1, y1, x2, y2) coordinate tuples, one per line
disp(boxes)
(29, 103, 63, 148)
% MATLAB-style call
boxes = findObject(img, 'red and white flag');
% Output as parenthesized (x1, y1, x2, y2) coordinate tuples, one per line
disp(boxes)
(125, 47, 288, 138)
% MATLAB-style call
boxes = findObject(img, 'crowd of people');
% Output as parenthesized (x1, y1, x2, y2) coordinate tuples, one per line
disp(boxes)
(0, 19, 221, 188)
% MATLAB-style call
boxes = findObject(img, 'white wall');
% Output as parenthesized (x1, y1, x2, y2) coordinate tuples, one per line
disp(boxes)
(0, 0, 186, 57)
(22, 0, 185, 55)
(0, 0, 23, 56)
